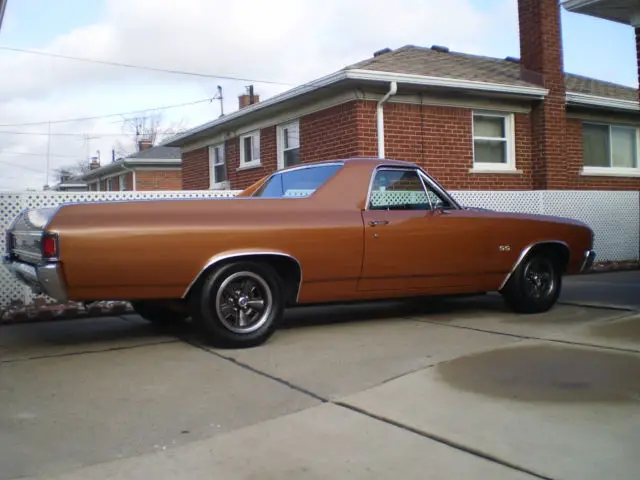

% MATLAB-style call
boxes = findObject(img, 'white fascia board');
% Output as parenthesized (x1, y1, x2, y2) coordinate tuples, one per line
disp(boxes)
(165, 68, 548, 147)
(162, 70, 349, 147)
(561, 0, 602, 9)
(566, 92, 639, 112)
(80, 158, 181, 181)
(123, 157, 181, 166)
(344, 69, 549, 98)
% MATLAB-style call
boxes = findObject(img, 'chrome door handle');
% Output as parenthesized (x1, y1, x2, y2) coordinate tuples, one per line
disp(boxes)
(368, 220, 389, 227)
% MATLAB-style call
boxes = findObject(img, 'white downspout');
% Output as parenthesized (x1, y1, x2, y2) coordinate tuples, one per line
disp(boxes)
(377, 81, 397, 158)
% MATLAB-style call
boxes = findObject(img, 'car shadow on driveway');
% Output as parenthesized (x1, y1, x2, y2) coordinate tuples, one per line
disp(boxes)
(279, 294, 506, 329)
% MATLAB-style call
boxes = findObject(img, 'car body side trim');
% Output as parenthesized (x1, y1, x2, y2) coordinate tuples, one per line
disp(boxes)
(182, 251, 304, 303)
(498, 240, 570, 291)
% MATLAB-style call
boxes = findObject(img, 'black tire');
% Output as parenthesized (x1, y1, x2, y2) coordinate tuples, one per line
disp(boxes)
(130, 300, 189, 326)
(190, 261, 284, 348)
(501, 251, 562, 314)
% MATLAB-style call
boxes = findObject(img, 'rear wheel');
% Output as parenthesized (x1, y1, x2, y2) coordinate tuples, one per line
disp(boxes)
(130, 300, 189, 326)
(501, 252, 561, 314)
(190, 261, 284, 348)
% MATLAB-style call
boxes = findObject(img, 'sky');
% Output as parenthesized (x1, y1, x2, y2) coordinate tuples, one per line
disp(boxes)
(0, 0, 636, 191)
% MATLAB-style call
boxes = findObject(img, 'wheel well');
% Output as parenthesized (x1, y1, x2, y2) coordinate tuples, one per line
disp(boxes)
(527, 242, 570, 274)
(185, 254, 302, 306)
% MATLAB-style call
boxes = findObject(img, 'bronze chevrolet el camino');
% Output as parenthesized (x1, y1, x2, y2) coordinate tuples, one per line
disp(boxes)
(4, 158, 595, 347)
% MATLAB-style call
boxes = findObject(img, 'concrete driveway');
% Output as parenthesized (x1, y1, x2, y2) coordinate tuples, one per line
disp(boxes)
(1, 271, 639, 480)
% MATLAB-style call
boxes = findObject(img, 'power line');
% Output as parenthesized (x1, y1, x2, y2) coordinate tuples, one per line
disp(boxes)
(0, 130, 145, 137)
(0, 45, 293, 85)
(0, 150, 80, 158)
(0, 97, 214, 127)
(0, 159, 46, 174)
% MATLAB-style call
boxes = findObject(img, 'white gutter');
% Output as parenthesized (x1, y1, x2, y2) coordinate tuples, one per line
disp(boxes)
(161, 70, 349, 147)
(566, 92, 639, 111)
(561, 0, 602, 9)
(377, 81, 397, 158)
(346, 69, 549, 98)
(164, 68, 549, 147)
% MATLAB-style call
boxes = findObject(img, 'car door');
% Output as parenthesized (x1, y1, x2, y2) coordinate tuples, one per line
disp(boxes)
(358, 167, 493, 293)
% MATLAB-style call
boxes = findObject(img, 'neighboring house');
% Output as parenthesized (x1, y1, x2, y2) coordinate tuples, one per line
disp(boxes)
(48, 170, 88, 191)
(80, 141, 182, 191)
(166, 0, 640, 193)
(50, 180, 88, 192)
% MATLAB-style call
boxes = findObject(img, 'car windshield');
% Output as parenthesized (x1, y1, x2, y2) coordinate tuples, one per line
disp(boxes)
(253, 163, 343, 198)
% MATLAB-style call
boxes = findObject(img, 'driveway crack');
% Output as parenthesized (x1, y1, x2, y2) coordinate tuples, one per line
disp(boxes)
(334, 401, 557, 480)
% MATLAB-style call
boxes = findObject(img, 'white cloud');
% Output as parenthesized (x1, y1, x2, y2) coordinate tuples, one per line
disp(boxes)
(0, 0, 520, 190)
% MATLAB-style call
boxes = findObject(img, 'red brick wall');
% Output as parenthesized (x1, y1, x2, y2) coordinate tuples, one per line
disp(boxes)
(518, 0, 567, 189)
(564, 118, 640, 190)
(135, 170, 182, 191)
(123, 172, 134, 191)
(229, 126, 277, 190)
(300, 102, 360, 161)
(182, 147, 209, 189)
(354, 101, 534, 190)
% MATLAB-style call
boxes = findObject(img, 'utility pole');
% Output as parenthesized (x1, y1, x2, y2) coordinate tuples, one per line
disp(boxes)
(212, 85, 224, 117)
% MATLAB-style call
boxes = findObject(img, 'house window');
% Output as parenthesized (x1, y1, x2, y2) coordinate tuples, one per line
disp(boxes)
(277, 120, 300, 170)
(119, 174, 126, 191)
(583, 122, 639, 172)
(472, 112, 515, 170)
(239, 131, 260, 168)
(209, 143, 228, 188)
(106, 178, 113, 191)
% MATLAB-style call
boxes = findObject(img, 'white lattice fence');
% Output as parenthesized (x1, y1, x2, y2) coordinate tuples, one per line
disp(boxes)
(451, 190, 640, 263)
(1, 189, 638, 309)
(0, 190, 241, 309)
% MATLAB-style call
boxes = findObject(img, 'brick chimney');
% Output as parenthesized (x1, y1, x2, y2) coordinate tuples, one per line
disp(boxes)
(518, 0, 567, 190)
(238, 85, 259, 109)
(89, 157, 100, 170)
(137, 139, 153, 151)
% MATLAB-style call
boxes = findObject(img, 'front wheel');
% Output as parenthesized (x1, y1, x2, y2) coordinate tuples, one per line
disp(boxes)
(501, 252, 561, 314)
(190, 261, 284, 348)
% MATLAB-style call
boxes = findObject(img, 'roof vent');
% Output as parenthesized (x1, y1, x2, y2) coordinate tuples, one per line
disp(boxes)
(373, 48, 392, 57)
(431, 45, 449, 53)
(505, 56, 520, 63)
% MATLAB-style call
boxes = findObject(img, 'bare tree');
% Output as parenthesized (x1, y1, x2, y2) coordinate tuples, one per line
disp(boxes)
(112, 112, 188, 158)
(53, 158, 92, 182)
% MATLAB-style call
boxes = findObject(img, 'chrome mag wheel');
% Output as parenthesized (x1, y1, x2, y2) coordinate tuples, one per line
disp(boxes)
(214, 271, 273, 334)
(523, 257, 555, 300)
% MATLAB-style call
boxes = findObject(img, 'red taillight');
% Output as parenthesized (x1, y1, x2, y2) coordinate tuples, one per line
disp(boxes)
(42, 233, 58, 258)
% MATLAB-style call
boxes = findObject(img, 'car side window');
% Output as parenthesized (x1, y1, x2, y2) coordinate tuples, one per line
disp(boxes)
(368, 169, 431, 210)
(425, 187, 452, 210)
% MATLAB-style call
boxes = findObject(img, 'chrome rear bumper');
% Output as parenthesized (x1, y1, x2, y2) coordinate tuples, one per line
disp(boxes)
(580, 249, 596, 273)
(2, 255, 68, 302)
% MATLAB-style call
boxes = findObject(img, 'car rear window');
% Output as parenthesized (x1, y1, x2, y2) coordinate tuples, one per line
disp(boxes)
(253, 163, 343, 198)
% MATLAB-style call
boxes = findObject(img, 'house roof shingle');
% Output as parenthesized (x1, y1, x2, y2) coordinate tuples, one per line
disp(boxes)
(126, 145, 181, 160)
(347, 45, 637, 102)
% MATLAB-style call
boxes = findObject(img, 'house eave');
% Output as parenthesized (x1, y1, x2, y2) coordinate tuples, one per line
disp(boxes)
(345, 69, 549, 98)
(566, 91, 640, 112)
(164, 69, 549, 148)
(80, 158, 181, 181)
(562, 0, 640, 26)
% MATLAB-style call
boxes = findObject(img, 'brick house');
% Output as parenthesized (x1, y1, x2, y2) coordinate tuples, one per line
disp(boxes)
(167, 0, 640, 192)
(80, 142, 182, 191)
